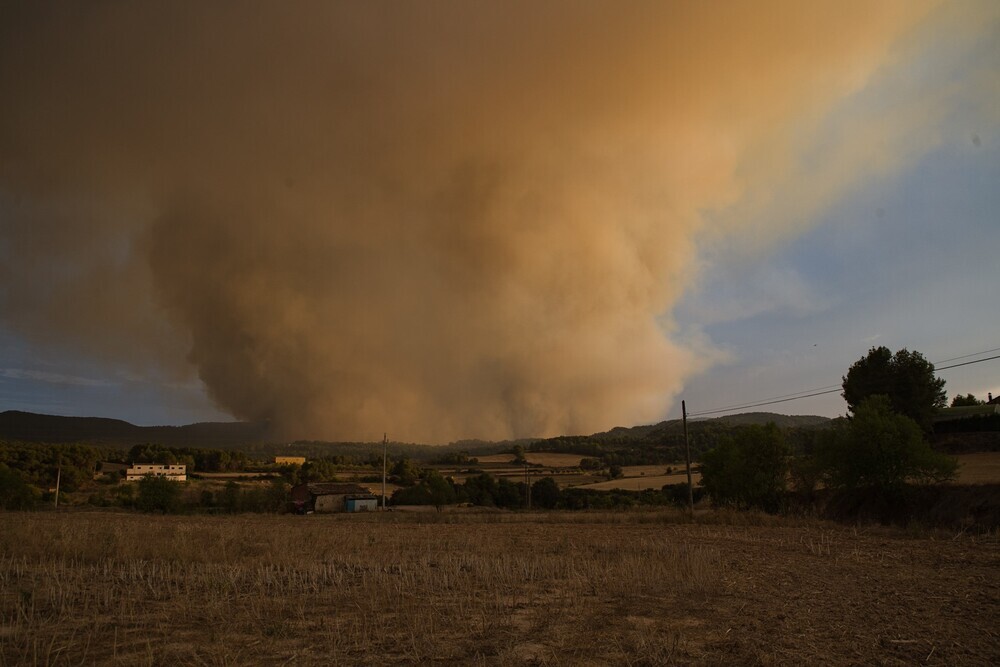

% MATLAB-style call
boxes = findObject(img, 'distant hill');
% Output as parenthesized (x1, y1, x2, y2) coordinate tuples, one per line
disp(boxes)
(706, 412, 832, 428)
(524, 412, 836, 465)
(0, 410, 269, 448)
(591, 412, 831, 442)
(0, 408, 832, 456)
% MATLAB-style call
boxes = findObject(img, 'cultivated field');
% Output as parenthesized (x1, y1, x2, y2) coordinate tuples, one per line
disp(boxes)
(1, 511, 997, 665)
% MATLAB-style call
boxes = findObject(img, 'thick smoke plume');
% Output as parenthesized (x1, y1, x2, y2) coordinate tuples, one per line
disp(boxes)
(0, 1, 960, 441)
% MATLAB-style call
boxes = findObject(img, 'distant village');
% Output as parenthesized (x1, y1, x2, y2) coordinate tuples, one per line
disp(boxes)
(93, 456, 380, 514)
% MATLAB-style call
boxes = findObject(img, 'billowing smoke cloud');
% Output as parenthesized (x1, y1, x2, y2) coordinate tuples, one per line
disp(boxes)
(0, 1, 976, 441)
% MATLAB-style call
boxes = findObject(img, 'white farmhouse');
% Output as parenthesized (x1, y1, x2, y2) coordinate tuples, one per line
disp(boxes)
(125, 464, 187, 482)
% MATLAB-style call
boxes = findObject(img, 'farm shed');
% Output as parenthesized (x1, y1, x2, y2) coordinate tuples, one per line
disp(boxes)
(290, 483, 378, 513)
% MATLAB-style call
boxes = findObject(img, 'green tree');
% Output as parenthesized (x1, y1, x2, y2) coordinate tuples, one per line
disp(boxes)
(463, 472, 499, 506)
(390, 471, 457, 509)
(496, 478, 524, 509)
(950, 393, 984, 407)
(700, 423, 789, 512)
(296, 459, 340, 484)
(391, 458, 421, 486)
(511, 444, 527, 465)
(221, 481, 241, 512)
(390, 484, 429, 506)
(267, 477, 289, 512)
(842, 347, 946, 429)
(423, 470, 457, 510)
(531, 477, 561, 509)
(817, 395, 957, 491)
(136, 475, 182, 513)
(0, 464, 36, 510)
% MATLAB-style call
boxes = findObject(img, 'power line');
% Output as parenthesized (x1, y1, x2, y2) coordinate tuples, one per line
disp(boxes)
(935, 354, 1000, 371)
(933, 347, 1000, 365)
(691, 384, 840, 416)
(689, 389, 842, 417)
(689, 385, 841, 416)
(687, 346, 999, 418)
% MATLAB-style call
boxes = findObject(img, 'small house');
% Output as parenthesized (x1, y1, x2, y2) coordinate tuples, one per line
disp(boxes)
(290, 482, 378, 513)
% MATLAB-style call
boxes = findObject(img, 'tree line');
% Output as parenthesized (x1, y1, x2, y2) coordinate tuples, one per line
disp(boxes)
(701, 347, 959, 513)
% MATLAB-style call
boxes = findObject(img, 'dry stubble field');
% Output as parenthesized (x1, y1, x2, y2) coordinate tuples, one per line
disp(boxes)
(1, 511, 997, 666)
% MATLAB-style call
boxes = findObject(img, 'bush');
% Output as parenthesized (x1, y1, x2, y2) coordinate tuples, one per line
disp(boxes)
(136, 475, 182, 513)
(661, 482, 704, 508)
(816, 395, 957, 492)
(463, 472, 499, 507)
(700, 423, 789, 512)
(391, 471, 457, 509)
(531, 477, 561, 509)
(0, 464, 36, 510)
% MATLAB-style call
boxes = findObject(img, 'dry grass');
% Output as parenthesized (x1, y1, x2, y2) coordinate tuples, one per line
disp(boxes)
(1, 511, 997, 665)
(954, 452, 1000, 484)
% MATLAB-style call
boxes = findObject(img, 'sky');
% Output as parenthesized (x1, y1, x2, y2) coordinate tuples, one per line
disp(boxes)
(0, 1, 997, 443)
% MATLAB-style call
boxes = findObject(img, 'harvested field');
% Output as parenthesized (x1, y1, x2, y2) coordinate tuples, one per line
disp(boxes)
(622, 465, 683, 477)
(955, 452, 1000, 484)
(1, 511, 997, 665)
(579, 472, 702, 492)
(524, 453, 587, 467)
(474, 454, 519, 464)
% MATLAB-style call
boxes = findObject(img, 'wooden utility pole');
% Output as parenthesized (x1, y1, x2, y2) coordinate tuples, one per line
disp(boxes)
(381, 433, 388, 510)
(682, 400, 694, 517)
(524, 464, 531, 510)
(53, 463, 61, 509)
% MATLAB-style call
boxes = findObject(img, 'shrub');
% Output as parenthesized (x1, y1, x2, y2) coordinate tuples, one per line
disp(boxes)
(530, 477, 561, 509)
(816, 395, 957, 491)
(0, 464, 36, 510)
(136, 475, 182, 513)
(700, 423, 789, 512)
(391, 471, 457, 509)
